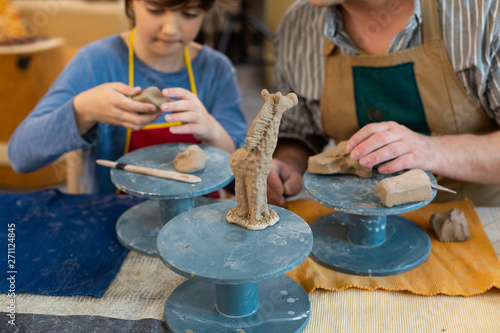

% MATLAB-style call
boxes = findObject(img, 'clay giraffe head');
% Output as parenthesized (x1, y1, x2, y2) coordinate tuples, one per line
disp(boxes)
(244, 89, 298, 152)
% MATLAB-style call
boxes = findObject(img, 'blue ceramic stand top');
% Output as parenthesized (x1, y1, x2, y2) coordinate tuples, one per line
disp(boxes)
(157, 201, 313, 285)
(304, 170, 437, 215)
(158, 201, 313, 332)
(304, 170, 437, 276)
(111, 143, 233, 199)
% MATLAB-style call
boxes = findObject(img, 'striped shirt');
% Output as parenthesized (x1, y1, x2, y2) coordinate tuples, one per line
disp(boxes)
(274, 0, 500, 154)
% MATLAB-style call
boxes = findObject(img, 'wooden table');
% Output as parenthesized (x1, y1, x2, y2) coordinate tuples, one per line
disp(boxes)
(1, 203, 499, 332)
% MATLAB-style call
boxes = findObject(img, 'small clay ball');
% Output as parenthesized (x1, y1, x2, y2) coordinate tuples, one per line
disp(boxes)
(174, 145, 206, 173)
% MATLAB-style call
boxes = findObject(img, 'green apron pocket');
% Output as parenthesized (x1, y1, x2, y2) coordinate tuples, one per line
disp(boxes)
(352, 62, 430, 135)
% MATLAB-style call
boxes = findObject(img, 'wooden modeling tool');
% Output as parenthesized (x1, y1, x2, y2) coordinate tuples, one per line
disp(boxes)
(108, 144, 233, 257)
(97, 159, 201, 183)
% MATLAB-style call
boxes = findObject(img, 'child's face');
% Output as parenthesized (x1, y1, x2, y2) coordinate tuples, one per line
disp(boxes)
(131, 0, 206, 57)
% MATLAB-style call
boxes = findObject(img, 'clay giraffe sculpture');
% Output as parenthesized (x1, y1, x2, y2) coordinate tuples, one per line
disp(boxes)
(226, 89, 298, 230)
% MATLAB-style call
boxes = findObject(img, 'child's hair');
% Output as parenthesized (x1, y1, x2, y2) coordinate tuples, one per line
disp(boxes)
(125, 0, 217, 21)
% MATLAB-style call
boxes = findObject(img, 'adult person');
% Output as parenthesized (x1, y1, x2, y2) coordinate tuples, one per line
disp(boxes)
(8, 0, 247, 193)
(268, 0, 500, 206)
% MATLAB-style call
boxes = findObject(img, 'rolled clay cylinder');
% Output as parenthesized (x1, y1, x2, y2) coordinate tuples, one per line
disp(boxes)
(429, 208, 471, 242)
(131, 86, 168, 112)
(308, 141, 372, 178)
(377, 169, 432, 207)
(174, 145, 206, 173)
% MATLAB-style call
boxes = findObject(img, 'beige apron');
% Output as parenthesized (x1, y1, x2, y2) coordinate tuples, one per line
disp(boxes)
(320, 0, 500, 206)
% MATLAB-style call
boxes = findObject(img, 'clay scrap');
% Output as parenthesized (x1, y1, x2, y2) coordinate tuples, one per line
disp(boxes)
(308, 141, 372, 177)
(226, 89, 298, 230)
(377, 169, 432, 207)
(132, 86, 168, 112)
(174, 145, 206, 173)
(430, 208, 471, 242)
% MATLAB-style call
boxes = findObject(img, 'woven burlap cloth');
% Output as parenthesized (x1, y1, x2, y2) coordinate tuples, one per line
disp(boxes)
(285, 198, 500, 296)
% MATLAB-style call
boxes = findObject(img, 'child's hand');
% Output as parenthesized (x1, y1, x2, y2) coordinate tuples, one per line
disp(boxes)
(161, 87, 236, 152)
(73, 82, 162, 135)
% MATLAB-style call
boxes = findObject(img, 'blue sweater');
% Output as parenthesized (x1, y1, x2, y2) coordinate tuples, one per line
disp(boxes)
(8, 35, 247, 193)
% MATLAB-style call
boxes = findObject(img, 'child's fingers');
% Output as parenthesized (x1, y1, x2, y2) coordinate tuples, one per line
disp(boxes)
(126, 99, 159, 114)
(164, 110, 197, 124)
(161, 99, 196, 113)
(168, 122, 197, 135)
(162, 87, 197, 101)
(110, 82, 142, 96)
(112, 90, 158, 114)
(117, 109, 162, 130)
(100, 83, 158, 114)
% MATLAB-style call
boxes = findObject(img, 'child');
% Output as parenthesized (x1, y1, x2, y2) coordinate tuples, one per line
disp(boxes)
(8, 0, 247, 194)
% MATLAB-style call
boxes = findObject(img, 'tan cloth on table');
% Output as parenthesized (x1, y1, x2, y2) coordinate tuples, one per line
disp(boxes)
(285, 199, 500, 296)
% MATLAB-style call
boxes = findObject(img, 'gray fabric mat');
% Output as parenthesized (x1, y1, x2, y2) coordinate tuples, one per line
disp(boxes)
(0, 312, 170, 333)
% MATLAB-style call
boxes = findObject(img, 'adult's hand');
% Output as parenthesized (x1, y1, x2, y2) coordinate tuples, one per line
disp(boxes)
(267, 158, 304, 206)
(346, 121, 439, 174)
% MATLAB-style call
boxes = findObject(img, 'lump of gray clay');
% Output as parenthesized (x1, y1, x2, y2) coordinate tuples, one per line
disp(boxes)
(429, 208, 471, 242)
(174, 145, 206, 173)
(307, 141, 372, 177)
(132, 86, 168, 113)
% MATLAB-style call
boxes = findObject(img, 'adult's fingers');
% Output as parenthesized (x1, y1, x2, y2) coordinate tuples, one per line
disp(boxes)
(267, 161, 287, 206)
(283, 171, 303, 197)
(267, 174, 285, 205)
(357, 141, 409, 167)
(349, 122, 412, 161)
(347, 121, 394, 152)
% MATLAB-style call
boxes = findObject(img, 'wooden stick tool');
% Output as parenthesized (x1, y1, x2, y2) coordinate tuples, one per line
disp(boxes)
(96, 159, 201, 183)
(431, 184, 456, 194)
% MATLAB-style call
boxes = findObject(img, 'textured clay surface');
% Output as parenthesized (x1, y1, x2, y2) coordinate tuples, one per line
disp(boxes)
(132, 86, 168, 113)
(226, 89, 298, 230)
(174, 145, 206, 173)
(308, 141, 372, 177)
(430, 208, 471, 242)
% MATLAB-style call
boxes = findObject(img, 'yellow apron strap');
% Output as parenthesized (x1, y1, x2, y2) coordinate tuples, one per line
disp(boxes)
(124, 28, 136, 155)
(184, 47, 197, 95)
(128, 28, 135, 87)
